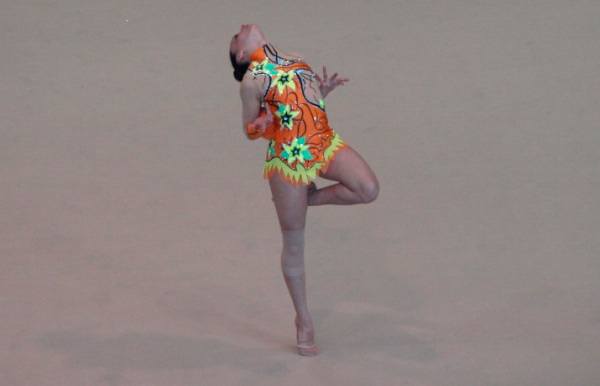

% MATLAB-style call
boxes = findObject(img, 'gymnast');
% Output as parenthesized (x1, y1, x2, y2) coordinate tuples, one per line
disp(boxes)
(229, 23, 380, 356)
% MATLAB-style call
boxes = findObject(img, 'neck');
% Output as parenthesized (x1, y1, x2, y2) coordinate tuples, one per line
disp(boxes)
(249, 38, 267, 54)
(242, 39, 266, 62)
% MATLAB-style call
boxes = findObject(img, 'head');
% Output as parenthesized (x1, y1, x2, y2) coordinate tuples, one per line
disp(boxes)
(229, 23, 266, 82)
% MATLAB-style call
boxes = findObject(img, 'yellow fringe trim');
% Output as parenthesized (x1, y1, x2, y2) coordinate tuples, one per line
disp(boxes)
(263, 131, 347, 185)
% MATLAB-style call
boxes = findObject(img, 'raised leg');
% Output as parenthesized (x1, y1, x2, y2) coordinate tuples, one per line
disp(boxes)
(308, 144, 380, 206)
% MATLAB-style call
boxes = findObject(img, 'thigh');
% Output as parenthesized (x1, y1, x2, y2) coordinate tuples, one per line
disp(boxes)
(269, 171, 308, 230)
(319, 144, 378, 192)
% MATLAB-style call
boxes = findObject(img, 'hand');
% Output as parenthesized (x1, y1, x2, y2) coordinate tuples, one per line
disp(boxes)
(315, 65, 349, 98)
(255, 107, 274, 131)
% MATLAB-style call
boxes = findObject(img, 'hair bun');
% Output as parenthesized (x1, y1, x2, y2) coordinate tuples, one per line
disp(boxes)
(229, 50, 251, 82)
(234, 68, 245, 82)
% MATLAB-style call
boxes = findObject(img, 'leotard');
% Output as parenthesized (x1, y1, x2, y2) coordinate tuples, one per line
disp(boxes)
(245, 43, 347, 186)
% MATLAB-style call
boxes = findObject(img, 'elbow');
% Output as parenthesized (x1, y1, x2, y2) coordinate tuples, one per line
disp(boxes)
(243, 127, 256, 140)
(244, 122, 263, 140)
(246, 133, 262, 141)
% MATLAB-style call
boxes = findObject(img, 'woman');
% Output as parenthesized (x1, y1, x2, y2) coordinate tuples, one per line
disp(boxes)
(229, 24, 380, 356)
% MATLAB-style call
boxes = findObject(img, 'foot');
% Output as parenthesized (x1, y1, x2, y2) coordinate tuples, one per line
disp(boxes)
(294, 315, 319, 356)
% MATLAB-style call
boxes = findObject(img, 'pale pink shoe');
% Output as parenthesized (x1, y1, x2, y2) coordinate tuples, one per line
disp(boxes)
(295, 315, 319, 356)
(296, 341, 319, 356)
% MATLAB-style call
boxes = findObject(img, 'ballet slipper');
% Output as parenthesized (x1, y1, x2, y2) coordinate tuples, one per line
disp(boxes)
(295, 315, 319, 356)
(297, 342, 319, 356)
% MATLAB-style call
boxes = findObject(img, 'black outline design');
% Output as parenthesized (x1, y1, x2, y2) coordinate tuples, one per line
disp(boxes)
(296, 69, 326, 112)
(251, 45, 335, 168)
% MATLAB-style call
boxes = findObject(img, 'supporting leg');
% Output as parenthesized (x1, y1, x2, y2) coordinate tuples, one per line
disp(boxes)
(280, 229, 310, 316)
(280, 228, 318, 356)
(269, 171, 319, 356)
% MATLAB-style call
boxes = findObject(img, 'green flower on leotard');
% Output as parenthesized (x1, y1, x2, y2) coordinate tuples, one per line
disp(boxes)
(250, 58, 277, 76)
(274, 103, 299, 130)
(272, 69, 297, 94)
(281, 136, 313, 165)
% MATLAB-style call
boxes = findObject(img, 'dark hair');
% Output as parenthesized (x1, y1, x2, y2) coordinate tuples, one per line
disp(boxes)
(229, 51, 250, 82)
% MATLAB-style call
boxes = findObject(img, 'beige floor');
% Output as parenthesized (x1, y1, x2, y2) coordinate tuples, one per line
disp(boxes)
(2, 1, 600, 385)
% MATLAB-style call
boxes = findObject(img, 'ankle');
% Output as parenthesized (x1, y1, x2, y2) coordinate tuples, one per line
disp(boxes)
(295, 314, 314, 326)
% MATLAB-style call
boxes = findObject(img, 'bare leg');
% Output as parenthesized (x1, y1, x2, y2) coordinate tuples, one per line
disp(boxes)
(308, 182, 363, 205)
(308, 144, 380, 206)
(269, 172, 319, 356)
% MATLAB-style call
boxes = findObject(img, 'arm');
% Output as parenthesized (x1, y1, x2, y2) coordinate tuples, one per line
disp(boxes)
(239, 79, 264, 140)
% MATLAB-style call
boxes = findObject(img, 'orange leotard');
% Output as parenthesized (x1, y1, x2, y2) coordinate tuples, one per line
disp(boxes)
(246, 43, 347, 186)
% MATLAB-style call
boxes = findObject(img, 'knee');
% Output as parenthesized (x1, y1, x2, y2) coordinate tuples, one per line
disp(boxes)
(281, 226, 305, 255)
(281, 223, 305, 234)
(359, 177, 380, 203)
